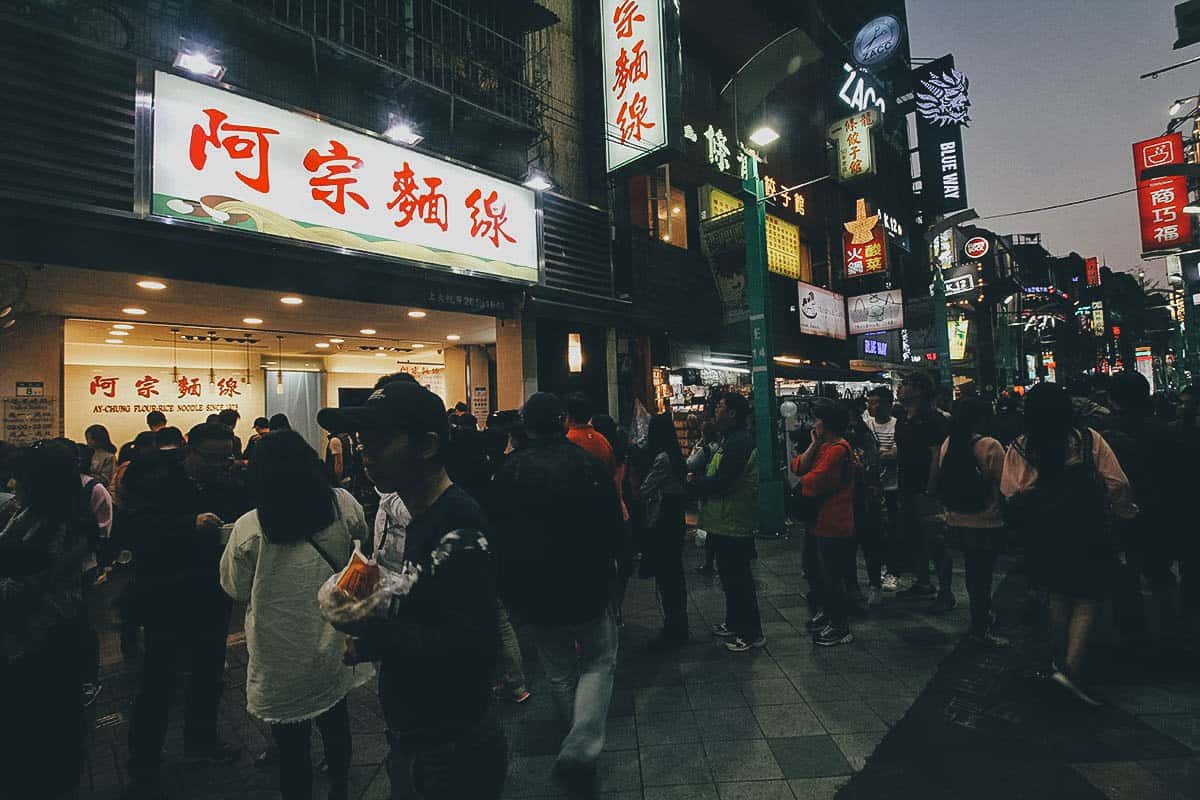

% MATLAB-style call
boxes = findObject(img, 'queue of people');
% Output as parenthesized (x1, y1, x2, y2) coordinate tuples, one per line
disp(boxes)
(1, 368, 1195, 799)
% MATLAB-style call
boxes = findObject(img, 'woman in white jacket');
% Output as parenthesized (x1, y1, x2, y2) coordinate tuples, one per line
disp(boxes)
(220, 430, 372, 800)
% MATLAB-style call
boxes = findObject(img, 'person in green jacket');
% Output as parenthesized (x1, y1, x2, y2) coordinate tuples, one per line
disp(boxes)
(689, 392, 763, 652)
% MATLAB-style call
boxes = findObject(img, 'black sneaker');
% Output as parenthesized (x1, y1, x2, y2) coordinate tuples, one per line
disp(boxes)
(898, 583, 938, 599)
(813, 626, 854, 647)
(928, 592, 958, 613)
(805, 611, 829, 631)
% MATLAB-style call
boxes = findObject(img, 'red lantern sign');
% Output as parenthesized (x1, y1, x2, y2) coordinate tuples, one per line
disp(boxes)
(1133, 133, 1192, 253)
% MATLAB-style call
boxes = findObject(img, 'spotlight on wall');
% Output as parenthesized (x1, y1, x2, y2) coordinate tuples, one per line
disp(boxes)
(173, 50, 225, 80)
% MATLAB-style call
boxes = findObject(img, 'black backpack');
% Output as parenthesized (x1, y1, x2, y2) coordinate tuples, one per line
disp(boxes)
(937, 436, 991, 513)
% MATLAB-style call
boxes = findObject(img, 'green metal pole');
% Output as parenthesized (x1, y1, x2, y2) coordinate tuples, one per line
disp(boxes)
(743, 156, 786, 536)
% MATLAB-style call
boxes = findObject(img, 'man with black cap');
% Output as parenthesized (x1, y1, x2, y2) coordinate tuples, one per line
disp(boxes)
(489, 392, 623, 797)
(317, 381, 505, 800)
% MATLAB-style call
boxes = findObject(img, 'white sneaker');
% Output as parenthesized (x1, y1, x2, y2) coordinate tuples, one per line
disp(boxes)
(867, 587, 883, 607)
(1051, 670, 1101, 707)
(881, 573, 899, 592)
(724, 636, 767, 652)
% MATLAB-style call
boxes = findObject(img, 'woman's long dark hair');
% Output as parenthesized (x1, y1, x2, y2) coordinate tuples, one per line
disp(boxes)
(592, 413, 627, 465)
(945, 396, 993, 466)
(1022, 382, 1074, 479)
(85, 424, 116, 454)
(10, 440, 85, 522)
(647, 413, 686, 477)
(250, 430, 336, 543)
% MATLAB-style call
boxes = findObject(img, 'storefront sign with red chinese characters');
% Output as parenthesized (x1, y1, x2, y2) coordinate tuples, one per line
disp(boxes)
(843, 198, 888, 278)
(828, 111, 878, 181)
(601, 0, 669, 172)
(1085, 256, 1101, 287)
(152, 72, 538, 282)
(1133, 133, 1193, 254)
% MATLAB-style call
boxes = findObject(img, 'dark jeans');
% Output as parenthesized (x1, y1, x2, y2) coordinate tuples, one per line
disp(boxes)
(881, 490, 901, 572)
(387, 715, 507, 800)
(652, 495, 689, 635)
(810, 537, 857, 628)
(711, 533, 762, 640)
(856, 490, 885, 588)
(1114, 514, 1178, 637)
(271, 698, 351, 800)
(901, 491, 950, 590)
(129, 597, 232, 769)
(964, 546, 999, 635)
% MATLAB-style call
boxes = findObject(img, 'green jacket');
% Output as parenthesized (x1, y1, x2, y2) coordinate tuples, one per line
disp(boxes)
(696, 428, 758, 538)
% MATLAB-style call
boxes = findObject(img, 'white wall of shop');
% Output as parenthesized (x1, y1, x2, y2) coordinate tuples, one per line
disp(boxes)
(1, 315, 65, 442)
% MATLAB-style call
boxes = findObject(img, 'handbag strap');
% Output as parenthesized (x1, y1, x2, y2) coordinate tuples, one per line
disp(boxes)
(307, 492, 345, 573)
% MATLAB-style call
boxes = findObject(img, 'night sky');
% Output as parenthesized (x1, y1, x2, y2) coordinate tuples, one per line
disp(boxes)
(907, 0, 1193, 283)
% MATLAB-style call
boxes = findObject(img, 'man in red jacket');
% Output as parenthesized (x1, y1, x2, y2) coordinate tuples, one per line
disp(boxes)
(792, 402, 857, 647)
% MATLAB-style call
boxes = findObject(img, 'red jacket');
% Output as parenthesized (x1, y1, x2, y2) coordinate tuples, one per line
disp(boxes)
(567, 424, 615, 472)
(798, 440, 855, 539)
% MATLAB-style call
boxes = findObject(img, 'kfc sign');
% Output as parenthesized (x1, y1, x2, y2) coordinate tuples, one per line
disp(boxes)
(843, 199, 888, 278)
(1133, 133, 1192, 254)
(963, 236, 989, 259)
(601, 0, 672, 172)
(153, 72, 538, 282)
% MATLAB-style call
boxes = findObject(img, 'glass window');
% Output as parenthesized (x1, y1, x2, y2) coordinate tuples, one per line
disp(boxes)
(629, 175, 687, 249)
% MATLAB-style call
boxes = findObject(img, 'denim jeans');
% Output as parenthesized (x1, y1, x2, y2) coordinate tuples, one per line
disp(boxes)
(495, 600, 526, 686)
(532, 611, 619, 768)
(387, 714, 507, 800)
(271, 698, 350, 800)
(711, 534, 763, 641)
(809, 536, 857, 628)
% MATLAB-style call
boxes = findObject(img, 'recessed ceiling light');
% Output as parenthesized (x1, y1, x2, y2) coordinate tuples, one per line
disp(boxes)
(112, 323, 134, 330)
(122, 307, 147, 315)
(412, 343, 425, 348)
(242, 317, 263, 325)
(315, 342, 330, 349)
(105, 338, 123, 344)
(407, 310, 427, 319)
(446, 334, 461, 341)
(137, 280, 167, 290)
(108, 330, 129, 337)
(360, 328, 377, 335)
(329, 338, 345, 343)
(280, 296, 303, 305)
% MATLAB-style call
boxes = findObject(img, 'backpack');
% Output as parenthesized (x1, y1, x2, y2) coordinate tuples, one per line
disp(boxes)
(936, 436, 991, 513)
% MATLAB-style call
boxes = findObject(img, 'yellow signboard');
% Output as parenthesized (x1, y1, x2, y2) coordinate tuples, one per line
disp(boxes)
(706, 188, 810, 281)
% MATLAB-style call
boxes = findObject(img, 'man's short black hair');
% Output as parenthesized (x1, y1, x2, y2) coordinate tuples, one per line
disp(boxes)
(565, 392, 593, 424)
(188, 422, 236, 447)
(156, 426, 186, 449)
(253, 417, 270, 429)
(867, 386, 894, 405)
(1109, 371, 1151, 412)
(146, 410, 166, 428)
(454, 401, 469, 413)
(721, 391, 750, 423)
(813, 401, 850, 436)
(523, 392, 567, 437)
(268, 413, 291, 431)
(373, 372, 418, 390)
(217, 409, 240, 427)
(901, 371, 935, 400)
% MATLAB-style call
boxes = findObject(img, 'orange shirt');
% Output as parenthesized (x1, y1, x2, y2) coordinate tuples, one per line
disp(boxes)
(566, 424, 615, 472)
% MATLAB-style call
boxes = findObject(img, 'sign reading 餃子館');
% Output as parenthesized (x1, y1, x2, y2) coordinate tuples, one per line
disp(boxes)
(828, 111, 878, 181)
(847, 289, 905, 335)
(913, 54, 970, 218)
(796, 282, 847, 340)
(152, 72, 538, 283)
(1133, 133, 1193, 253)
(601, 0, 678, 173)
(843, 199, 888, 278)
(64, 364, 259, 448)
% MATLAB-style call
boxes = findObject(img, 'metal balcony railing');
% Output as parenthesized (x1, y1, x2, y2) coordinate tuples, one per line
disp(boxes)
(229, 0, 545, 131)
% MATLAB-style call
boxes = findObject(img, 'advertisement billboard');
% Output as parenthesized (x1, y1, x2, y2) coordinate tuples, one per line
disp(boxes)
(847, 289, 905, 334)
(1133, 133, 1192, 253)
(913, 55, 970, 217)
(601, 0, 674, 172)
(797, 282, 847, 340)
(843, 199, 888, 278)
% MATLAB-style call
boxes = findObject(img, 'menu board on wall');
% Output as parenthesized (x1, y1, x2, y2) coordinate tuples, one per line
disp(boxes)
(4, 397, 56, 446)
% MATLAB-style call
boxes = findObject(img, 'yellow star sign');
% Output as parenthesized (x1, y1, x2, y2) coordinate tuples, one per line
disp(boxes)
(843, 198, 880, 245)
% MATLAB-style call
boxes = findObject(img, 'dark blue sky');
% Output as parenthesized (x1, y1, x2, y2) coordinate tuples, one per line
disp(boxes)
(908, 0, 1193, 282)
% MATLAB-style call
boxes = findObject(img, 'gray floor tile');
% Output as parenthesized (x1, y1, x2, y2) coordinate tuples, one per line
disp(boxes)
(703, 739, 785, 782)
(640, 743, 711, 787)
(787, 776, 852, 799)
(643, 783, 720, 800)
(768, 736, 853, 779)
(832, 731, 886, 771)
(597, 750, 642, 793)
(505, 754, 560, 797)
(752, 704, 827, 738)
(605, 715, 638, 752)
(716, 779, 797, 799)
(1072, 760, 1178, 799)
(741, 678, 805, 706)
(687, 681, 750, 710)
(863, 695, 913, 726)
(638, 710, 702, 745)
(1140, 714, 1200, 751)
(636, 686, 692, 715)
(693, 706, 765, 740)
(808, 700, 888, 734)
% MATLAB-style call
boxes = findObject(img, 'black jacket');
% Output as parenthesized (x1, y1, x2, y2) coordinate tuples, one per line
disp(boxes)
(489, 436, 623, 626)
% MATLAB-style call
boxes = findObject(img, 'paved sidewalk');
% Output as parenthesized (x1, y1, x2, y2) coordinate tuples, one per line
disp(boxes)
(81, 531, 1200, 799)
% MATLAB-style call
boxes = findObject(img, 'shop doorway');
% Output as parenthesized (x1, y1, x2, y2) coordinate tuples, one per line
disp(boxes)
(264, 370, 323, 453)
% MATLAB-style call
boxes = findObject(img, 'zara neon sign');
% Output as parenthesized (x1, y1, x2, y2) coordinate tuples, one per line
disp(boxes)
(838, 63, 886, 116)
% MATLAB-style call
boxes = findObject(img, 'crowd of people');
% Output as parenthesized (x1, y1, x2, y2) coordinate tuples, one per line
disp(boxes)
(0, 367, 1195, 799)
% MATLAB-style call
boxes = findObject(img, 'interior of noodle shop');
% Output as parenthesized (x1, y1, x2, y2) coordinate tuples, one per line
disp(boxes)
(1, 264, 508, 453)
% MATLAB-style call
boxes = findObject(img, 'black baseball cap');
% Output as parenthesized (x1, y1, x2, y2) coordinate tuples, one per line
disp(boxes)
(521, 391, 566, 436)
(318, 380, 448, 439)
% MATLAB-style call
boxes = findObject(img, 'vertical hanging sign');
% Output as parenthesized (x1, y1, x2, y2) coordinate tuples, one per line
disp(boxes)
(1133, 133, 1193, 253)
(601, 0, 677, 172)
(913, 54, 971, 218)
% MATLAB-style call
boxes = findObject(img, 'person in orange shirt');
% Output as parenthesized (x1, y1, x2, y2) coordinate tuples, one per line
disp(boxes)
(565, 393, 614, 472)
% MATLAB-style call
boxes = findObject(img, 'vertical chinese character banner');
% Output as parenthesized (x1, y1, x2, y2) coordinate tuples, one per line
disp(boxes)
(1133, 133, 1193, 253)
(912, 54, 970, 218)
(1085, 256, 1102, 287)
(600, 0, 681, 173)
(828, 110, 878, 182)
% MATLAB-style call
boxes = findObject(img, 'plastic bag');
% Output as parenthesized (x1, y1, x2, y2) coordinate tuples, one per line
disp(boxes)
(317, 540, 419, 631)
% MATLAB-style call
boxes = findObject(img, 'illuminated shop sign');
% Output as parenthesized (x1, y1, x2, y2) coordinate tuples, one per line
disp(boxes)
(853, 15, 904, 68)
(913, 54, 970, 217)
(601, 0, 672, 172)
(837, 62, 887, 115)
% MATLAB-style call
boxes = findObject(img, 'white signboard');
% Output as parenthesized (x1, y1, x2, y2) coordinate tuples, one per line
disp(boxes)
(152, 71, 538, 283)
(797, 282, 847, 340)
(601, 0, 668, 172)
(847, 289, 905, 335)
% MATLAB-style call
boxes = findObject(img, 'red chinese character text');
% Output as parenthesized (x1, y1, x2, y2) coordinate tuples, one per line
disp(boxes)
(302, 140, 369, 215)
(217, 377, 242, 398)
(188, 109, 280, 194)
(387, 163, 449, 232)
(465, 188, 517, 249)
(135, 375, 160, 399)
(611, 39, 649, 100)
(612, 0, 645, 39)
(616, 91, 656, 144)
(90, 376, 118, 398)
(177, 377, 201, 398)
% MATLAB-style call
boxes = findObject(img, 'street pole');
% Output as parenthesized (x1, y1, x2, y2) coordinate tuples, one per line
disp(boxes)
(926, 210, 978, 390)
(743, 155, 786, 536)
